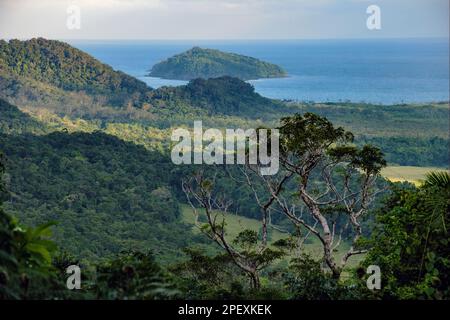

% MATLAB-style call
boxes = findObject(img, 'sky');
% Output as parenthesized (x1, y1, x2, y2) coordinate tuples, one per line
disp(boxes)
(0, 0, 448, 40)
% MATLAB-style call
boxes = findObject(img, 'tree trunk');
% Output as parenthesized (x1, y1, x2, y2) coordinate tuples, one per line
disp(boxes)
(300, 188, 342, 280)
(249, 271, 261, 290)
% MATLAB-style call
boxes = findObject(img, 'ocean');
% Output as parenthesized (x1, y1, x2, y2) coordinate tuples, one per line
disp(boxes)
(70, 38, 449, 105)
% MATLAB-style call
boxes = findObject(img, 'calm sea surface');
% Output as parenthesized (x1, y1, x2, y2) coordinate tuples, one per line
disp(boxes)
(70, 39, 449, 104)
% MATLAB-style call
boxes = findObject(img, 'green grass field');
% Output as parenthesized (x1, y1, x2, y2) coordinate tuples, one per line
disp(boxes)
(381, 166, 446, 186)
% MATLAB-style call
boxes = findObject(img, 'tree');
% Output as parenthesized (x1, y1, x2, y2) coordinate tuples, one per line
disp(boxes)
(0, 152, 60, 299)
(182, 171, 285, 290)
(238, 113, 387, 279)
(362, 171, 450, 299)
(94, 251, 180, 300)
(182, 113, 386, 284)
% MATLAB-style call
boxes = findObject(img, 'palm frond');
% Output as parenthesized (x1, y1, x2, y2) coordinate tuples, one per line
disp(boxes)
(423, 171, 450, 189)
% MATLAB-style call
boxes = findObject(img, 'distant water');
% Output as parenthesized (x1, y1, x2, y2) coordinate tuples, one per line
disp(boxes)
(70, 39, 449, 104)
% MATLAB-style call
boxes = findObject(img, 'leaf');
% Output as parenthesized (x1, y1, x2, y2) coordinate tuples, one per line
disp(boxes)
(25, 243, 52, 265)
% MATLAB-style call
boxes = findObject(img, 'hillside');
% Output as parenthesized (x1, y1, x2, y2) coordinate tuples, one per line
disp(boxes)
(150, 76, 290, 118)
(0, 130, 212, 262)
(0, 106, 210, 261)
(149, 47, 287, 80)
(0, 98, 49, 135)
(0, 38, 153, 110)
(0, 39, 287, 122)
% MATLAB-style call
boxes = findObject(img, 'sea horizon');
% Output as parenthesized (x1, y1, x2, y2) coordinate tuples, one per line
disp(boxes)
(64, 38, 449, 105)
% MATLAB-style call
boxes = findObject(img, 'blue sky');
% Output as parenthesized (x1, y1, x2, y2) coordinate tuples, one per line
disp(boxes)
(0, 0, 448, 39)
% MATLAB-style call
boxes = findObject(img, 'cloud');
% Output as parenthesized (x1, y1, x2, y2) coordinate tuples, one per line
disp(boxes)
(0, 0, 448, 39)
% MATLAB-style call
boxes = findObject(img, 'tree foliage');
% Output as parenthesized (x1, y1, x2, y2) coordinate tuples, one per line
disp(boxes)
(362, 172, 450, 299)
(0, 38, 152, 109)
(149, 46, 287, 81)
(0, 131, 204, 261)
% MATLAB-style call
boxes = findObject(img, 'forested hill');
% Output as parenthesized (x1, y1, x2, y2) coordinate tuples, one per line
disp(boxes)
(0, 101, 262, 261)
(0, 128, 209, 261)
(149, 46, 287, 80)
(150, 76, 289, 118)
(0, 38, 153, 109)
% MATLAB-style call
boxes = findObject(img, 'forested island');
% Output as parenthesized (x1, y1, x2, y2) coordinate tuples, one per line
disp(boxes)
(148, 46, 287, 80)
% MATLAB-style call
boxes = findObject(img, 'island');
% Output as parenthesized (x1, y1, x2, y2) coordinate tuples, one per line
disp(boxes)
(148, 47, 287, 81)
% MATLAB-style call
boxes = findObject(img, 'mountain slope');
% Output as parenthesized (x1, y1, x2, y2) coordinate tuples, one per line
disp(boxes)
(150, 76, 290, 118)
(0, 128, 207, 261)
(0, 98, 48, 135)
(0, 38, 153, 110)
(0, 39, 286, 122)
(149, 47, 287, 80)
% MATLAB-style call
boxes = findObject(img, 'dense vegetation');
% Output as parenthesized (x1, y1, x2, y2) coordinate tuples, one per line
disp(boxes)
(0, 38, 448, 300)
(360, 136, 447, 167)
(290, 102, 448, 138)
(149, 47, 287, 81)
(0, 38, 153, 110)
(290, 102, 449, 167)
(0, 98, 48, 135)
(0, 40, 286, 122)
(0, 129, 211, 262)
(0, 179, 179, 300)
(150, 76, 289, 118)
(0, 39, 446, 168)
(362, 173, 450, 299)
(1, 129, 448, 300)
